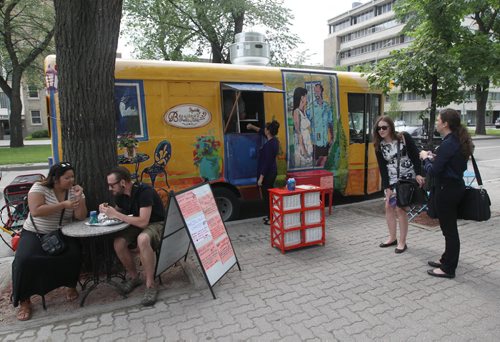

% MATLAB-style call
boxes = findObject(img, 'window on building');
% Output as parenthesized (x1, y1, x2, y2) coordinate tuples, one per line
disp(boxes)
(0, 92, 9, 108)
(376, 1, 395, 16)
(28, 85, 39, 98)
(31, 110, 42, 125)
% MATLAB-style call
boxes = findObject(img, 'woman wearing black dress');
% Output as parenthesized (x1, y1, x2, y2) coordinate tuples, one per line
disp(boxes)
(12, 162, 87, 320)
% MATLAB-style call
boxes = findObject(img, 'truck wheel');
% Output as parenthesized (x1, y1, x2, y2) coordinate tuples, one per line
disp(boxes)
(212, 187, 240, 222)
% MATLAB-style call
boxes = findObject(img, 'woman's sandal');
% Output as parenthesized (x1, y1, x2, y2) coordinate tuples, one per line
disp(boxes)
(16, 301, 32, 321)
(66, 288, 79, 302)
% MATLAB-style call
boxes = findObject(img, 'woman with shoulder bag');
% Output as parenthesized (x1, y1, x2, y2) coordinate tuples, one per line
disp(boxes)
(11, 162, 87, 321)
(419, 109, 473, 279)
(374, 116, 425, 254)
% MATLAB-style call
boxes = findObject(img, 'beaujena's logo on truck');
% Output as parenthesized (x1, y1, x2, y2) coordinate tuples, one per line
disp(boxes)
(164, 104, 211, 128)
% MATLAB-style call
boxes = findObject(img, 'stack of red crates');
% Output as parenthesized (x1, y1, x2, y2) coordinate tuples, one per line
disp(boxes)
(269, 186, 325, 254)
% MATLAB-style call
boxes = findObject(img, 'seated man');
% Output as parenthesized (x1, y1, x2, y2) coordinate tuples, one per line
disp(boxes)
(99, 166, 165, 306)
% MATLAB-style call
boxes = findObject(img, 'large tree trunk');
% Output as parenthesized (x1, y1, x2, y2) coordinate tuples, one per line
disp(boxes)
(8, 73, 24, 147)
(54, 0, 123, 210)
(427, 75, 438, 150)
(475, 79, 489, 135)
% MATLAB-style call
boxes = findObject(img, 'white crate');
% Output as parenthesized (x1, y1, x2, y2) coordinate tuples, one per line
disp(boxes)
(283, 212, 301, 229)
(284, 230, 301, 247)
(304, 227, 323, 243)
(282, 194, 301, 210)
(304, 191, 320, 207)
(304, 209, 321, 225)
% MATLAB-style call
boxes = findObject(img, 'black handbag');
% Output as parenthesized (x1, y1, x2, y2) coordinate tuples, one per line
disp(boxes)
(395, 140, 425, 208)
(31, 192, 68, 256)
(396, 179, 424, 207)
(458, 155, 491, 221)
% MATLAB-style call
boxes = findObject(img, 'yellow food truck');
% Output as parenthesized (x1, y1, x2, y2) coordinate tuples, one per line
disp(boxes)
(46, 56, 382, 220)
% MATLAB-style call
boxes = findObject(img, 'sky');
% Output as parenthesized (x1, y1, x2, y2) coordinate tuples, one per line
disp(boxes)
(279, 0, 361, 64)
(118, 0, 363, 65)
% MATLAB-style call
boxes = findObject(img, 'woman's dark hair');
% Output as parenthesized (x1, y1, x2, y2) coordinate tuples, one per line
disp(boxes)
(266, 120, 280, 136)
(40, 162, 74, 188)
(293, 87, 307, 110)
(439, 108, 474, 158)
(373, 115, 399, 151)
(107, 166, 132, 183)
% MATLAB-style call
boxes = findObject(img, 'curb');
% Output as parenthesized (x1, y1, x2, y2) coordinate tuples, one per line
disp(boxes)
(0, 163, 48, 172)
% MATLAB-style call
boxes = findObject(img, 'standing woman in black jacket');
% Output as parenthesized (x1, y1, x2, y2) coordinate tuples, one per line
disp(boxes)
(374, 116, 425, 253)
(420, 109, 473, 278)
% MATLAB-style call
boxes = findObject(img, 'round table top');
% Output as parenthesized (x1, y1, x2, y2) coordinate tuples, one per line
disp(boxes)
(61, 218, 129, 238)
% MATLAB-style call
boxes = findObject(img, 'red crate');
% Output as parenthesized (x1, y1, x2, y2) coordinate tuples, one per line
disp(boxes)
(269, 187, 325, 254)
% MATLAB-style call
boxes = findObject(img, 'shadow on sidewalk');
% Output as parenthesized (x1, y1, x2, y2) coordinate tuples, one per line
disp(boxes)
(0, 255, 203, 329)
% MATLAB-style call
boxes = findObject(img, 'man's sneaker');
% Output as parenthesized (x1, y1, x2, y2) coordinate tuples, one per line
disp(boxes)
(120, 276, 142, 294)
(141, 287, 158, 306)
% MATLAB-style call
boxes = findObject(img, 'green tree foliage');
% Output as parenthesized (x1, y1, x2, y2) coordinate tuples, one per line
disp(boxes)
(386, 92, 402, 120)
(455, 0, 499, 134)
(121, 0, 303, 65)
(366, 0, 464, 147)
(0, 0, 54, 147)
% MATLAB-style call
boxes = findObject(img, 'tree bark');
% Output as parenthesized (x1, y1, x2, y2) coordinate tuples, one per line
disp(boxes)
(427, 74, 438, 150)
(8, 73, 24, 147)
(475, 79, 489, 135)
(54, 0, 123, 210)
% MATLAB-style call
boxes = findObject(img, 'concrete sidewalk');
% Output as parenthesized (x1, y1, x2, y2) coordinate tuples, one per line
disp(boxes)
(0, 193, 499, 340)
(0, 139, 51, 147)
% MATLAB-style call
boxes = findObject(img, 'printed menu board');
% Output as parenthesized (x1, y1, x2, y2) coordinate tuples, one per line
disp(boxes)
(175, 184, 238, 286)
(155, 197, 191, 277)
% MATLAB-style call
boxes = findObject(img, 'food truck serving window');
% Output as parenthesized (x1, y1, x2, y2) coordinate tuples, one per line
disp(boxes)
(221, 83, 283, 134)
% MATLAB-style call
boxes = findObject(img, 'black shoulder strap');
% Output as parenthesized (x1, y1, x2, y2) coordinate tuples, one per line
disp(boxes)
(470, 155, 483, 186)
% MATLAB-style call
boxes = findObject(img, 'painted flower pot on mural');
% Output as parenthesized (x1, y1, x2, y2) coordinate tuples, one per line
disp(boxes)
(193, 135, 221, 180)
(199, 155, 220, 180)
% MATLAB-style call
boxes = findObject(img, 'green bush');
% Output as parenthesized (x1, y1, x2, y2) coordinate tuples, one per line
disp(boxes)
(31, 129, 49, 138)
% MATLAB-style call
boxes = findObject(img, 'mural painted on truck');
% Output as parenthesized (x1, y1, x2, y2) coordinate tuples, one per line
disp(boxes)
(192, 134, 222, 181)
(113, 81, 221, 190)
(283, 72, 348, 192)
(115, 80, 148, 139)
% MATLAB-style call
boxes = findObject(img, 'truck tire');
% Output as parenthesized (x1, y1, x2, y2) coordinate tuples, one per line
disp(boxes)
(212, 187, 240, 222)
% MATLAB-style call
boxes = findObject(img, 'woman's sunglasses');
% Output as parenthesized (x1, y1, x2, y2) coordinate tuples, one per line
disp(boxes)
(58, 162, 72, 169)
(376, 125, 389, 131)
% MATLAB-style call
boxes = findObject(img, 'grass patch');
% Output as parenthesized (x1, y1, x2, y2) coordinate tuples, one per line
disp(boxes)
(0, 145, 51, 165)
(486, 128, 500, 136)
(467, 128, 500, 136)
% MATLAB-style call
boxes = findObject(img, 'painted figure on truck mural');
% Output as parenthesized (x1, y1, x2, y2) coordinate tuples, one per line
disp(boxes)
(292, 87, 313, 168)
(309, 83, 333, 167)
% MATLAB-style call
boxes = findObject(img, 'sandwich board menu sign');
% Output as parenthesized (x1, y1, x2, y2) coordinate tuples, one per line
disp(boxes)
(156, 183, 240, 299)
(155, 194, 191, 278)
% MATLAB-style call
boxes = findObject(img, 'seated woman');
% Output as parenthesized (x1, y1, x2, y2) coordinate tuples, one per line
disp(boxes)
(11, 162, 87, 321)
